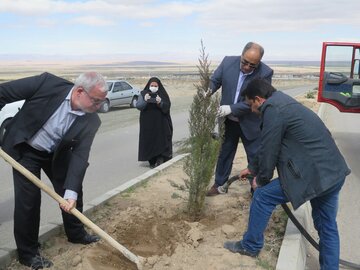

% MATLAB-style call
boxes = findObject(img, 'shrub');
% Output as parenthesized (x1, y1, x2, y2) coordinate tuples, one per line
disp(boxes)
(305, 89, 317, 99)
(184, 41, 223, 219)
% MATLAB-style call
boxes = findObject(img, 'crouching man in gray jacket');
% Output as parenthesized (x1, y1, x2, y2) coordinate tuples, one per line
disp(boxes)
(223, 79, 350, 270)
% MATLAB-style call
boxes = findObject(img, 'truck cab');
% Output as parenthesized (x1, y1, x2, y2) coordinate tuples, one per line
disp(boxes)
(318, 42, 360, 113)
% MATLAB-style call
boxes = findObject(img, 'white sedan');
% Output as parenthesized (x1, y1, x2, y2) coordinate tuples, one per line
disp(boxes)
(99, 80, 141, 113)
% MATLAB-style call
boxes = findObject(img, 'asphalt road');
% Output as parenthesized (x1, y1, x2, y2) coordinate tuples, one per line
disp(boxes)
(328, 105, 360, 267)
(306, 103, 360, 269)
(0, 84, 314, 249)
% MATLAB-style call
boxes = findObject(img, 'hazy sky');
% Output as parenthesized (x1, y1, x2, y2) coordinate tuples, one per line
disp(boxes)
(0, 0, 359, 62)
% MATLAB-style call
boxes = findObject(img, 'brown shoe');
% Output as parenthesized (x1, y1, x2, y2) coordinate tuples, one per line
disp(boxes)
(206, 184, 220, 196)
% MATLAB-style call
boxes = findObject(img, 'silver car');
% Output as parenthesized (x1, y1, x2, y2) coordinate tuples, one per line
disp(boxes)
(99, 80, 141, 113)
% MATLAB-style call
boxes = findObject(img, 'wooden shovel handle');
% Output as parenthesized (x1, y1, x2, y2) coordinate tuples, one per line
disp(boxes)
(0, 148, 143, 269)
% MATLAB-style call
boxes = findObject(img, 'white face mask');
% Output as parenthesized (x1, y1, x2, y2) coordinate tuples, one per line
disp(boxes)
(149, 86, 158, 93)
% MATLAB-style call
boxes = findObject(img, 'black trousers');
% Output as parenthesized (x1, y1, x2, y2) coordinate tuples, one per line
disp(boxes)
(214, 119, 260, 186)
(13, 143, 86, 261)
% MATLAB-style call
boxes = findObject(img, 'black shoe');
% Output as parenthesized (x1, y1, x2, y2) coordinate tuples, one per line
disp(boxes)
(149, 158, 157, 168)
(224, 240, 259, 258)
(69, 233, 100, 245)
(19, 255, 53, 269)
(155, 156, 164, 167)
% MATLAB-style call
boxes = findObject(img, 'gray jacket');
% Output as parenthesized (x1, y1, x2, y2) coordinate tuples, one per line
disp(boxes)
(249, 91, 350, 209)
(210, 56, 273, 140)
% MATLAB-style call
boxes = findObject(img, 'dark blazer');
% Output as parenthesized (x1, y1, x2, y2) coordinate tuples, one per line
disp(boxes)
(249, 91, 350, 209)
(0, 72, 101, 193)
(210, 56, 273, 140)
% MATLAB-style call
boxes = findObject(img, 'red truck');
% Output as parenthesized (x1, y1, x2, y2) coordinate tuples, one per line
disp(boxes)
(318, 42, 360, 112)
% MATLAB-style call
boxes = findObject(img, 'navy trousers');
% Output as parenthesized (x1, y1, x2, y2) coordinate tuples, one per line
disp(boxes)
(214, 118, 260, 186)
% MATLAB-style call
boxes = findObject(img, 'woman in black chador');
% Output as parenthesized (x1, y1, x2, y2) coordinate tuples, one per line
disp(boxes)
(136, 77, 173, 168)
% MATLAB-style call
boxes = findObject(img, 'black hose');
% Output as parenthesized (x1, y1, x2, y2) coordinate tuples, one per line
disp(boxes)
(281, 203, 360, 269)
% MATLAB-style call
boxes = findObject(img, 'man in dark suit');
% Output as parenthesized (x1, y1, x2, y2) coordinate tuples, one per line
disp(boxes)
(0, 72, 108, 269)
(224, 79, 350, 270)
(207, 42, 273, 196)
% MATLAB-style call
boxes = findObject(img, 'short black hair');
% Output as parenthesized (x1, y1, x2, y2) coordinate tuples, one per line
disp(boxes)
(241, 79, 276, 100)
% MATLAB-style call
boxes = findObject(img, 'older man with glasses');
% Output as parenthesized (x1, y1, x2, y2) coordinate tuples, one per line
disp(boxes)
(0, 72, 107, 269)
(206, 42, 273, 197)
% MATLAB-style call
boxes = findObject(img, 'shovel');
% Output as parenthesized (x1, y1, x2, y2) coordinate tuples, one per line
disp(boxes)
(0, 148, 145, 270)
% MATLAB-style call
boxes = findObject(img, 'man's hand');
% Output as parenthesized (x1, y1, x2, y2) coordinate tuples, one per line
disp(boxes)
(144, 93, 151, 101)
(217, 105, 231, 117)
(251, 177, 258, 190)
(240, 167, 251, 180)
(60, 199, 77, 213)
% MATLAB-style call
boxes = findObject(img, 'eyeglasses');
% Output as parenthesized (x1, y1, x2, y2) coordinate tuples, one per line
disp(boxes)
(82, 90, 106, 105)
(241, 58, 259, 69)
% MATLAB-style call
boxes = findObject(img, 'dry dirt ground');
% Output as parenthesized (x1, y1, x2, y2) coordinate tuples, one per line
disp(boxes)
(6, 96, 319, 270)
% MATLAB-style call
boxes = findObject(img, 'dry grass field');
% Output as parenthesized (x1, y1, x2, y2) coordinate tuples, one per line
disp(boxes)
(0, 60, 319, 134)
(0, 60, 319, 85)
(0, 61, 320, 105)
